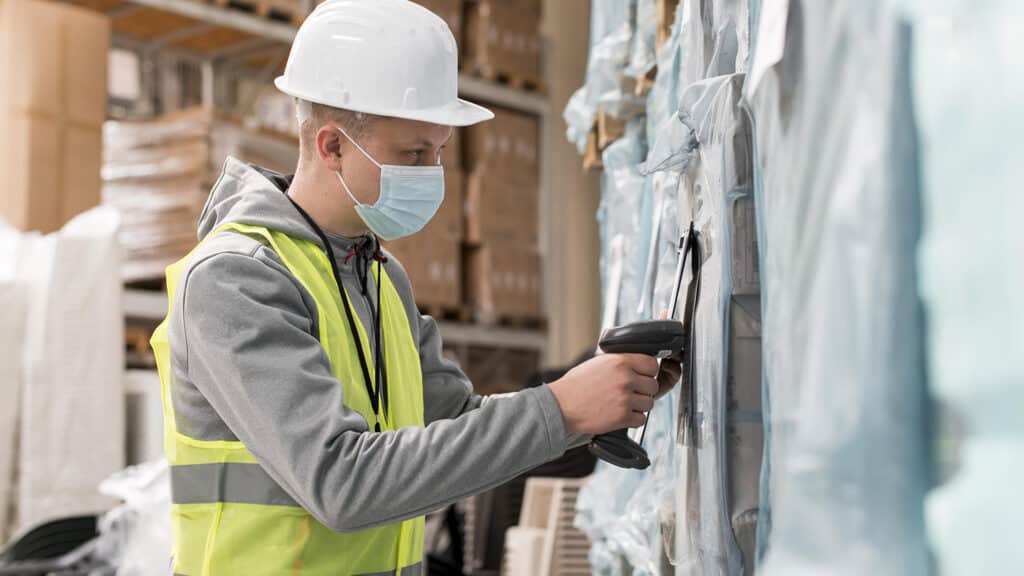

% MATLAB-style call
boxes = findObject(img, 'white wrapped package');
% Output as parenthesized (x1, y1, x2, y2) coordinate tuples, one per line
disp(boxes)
(745, 0, 930, 573)
(15, 207, 126, 531)
(900, 0, 1024, 573)
(0, 222, 28, 541)
(661, 71, 760, 576)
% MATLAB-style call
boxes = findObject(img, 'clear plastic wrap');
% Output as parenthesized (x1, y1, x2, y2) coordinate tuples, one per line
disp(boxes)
(597, 118, 648, 327)
(563, 1, 643, 153)
(682, 0, 751, 86)
(94, 460, 172, 575)
(900, 1, 1024, 573)
(626, 0, 658, 80)
(745, 1, 930, 573)
(668, 72, 758, 576)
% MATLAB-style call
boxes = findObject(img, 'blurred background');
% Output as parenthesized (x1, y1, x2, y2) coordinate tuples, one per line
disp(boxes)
(1, 0, 1021, 574)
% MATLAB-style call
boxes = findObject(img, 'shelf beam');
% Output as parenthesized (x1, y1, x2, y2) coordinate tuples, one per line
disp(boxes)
(457, 75, 550, 117)
(435, 321, 548, 352)
(124, 289, 546, 350)
(126, 0, 297, 42)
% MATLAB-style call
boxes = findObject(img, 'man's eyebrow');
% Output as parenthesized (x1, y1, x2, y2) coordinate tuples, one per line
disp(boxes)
(402, 136, 451, 148)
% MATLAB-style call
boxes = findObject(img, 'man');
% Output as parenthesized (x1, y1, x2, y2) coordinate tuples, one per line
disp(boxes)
(150, 0, 681, 574)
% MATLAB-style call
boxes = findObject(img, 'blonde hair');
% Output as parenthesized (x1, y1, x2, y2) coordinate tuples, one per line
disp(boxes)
(296, 99, 375, 162)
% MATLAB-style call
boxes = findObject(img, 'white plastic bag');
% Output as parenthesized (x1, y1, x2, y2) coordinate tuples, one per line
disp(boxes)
(94, 460, 172, 575)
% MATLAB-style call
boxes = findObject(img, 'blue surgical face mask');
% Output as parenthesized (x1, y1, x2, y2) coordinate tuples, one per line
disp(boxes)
(335, 127, 445, 241)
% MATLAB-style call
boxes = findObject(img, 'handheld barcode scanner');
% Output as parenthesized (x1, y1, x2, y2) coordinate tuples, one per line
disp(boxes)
(589, 223, 701, 470)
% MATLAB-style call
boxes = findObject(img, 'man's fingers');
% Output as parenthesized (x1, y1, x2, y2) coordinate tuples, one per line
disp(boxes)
(630, 393, 655, 413)
(621, 353, 660, 378)
(632, 375, 659, 397)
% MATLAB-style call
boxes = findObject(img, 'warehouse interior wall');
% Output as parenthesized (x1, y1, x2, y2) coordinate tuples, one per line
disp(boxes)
(541, 0, 603, 366)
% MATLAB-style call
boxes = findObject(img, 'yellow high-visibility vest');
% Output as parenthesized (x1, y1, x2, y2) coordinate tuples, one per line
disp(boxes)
(151, 222, 425, 576)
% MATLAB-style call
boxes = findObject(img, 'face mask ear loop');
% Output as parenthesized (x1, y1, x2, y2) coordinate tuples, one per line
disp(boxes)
(337, 126, 382, 168)
(336, 126, 383, 209)
(336, 171, 364, 207)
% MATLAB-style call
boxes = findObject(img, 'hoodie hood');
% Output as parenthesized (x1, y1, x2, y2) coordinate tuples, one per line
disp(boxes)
(198, 157, 373, 251)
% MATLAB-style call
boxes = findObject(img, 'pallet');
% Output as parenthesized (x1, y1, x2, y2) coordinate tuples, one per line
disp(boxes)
(125, 325, 157, 369)
(419, 302, 472, 323)
(471, 309, 546, 330)
(125, 276, 169, 293)
(467, 64, 546, 94)
(209, 0, 307, 25)
(596, 109, 625, 151)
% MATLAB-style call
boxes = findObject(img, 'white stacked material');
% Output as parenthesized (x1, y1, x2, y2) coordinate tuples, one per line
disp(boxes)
(503, 477, 592, 576)
(2, 207, 125, 534)
(0, 229, 27, 542)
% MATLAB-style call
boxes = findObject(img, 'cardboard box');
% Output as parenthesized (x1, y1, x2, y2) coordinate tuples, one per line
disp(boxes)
(385, 170, 464, 309)
(102, 108, 301, 282)
(465, 169, 537, 246)
(465, 240, 541, 321)
(464, 0, 542, 85)
(464, 108, 539, 187)
(0, 0, 109, 233)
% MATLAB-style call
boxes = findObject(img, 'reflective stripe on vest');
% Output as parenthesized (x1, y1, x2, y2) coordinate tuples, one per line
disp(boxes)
(151, 222, 425, 576)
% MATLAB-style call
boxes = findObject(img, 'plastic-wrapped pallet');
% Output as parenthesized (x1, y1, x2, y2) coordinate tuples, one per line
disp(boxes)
(744, 0, 930, 573)
(667, 72, 760, 576)
(900, 0, 1024, 573)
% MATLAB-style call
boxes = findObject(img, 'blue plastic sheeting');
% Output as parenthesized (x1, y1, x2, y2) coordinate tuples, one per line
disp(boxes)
(596, 118, 648, 331)
(564, 0, 644, 153)
(898, 1, 1024, 573)
(674, 72, 760, 576)
(574, 0, 761, 572)
(744, 1, 930, 574)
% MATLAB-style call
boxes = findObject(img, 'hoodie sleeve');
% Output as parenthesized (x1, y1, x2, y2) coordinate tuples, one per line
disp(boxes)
(178, 250, 571, 533)
(417, 314, 485, 421)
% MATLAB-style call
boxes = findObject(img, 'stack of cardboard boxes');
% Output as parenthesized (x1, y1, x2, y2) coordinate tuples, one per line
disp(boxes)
(102, 109, 215, 282)
(464, 108, 541, 321)
(103, 108, 299, 282)
(464, 0, 543, 88)
(0, 0, 109, 234)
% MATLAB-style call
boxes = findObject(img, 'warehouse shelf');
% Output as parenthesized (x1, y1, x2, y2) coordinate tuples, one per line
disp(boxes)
(124, 289, 547, 350)
(70, 0, 550, 117)
(124, 288, 168, 321)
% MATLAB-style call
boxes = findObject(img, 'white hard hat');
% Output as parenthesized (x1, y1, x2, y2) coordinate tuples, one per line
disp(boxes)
(275, 0, 493, 127)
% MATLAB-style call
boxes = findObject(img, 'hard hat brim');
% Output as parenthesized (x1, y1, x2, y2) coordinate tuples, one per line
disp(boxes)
(276, 76, 495, 127)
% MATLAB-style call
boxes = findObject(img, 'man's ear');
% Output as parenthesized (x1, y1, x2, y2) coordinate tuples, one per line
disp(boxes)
(316, 125, 344, 172)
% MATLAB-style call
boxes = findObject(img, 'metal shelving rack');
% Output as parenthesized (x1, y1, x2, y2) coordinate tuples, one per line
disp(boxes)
(124, 288, 547, 352)
(94, 0, 555, 355)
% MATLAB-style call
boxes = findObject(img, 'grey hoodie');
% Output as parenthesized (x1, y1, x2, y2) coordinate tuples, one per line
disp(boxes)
(167, 157, 580, 533)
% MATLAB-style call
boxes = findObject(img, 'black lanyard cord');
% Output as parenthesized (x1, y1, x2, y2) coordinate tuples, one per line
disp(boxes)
(285, 195, 386, 432)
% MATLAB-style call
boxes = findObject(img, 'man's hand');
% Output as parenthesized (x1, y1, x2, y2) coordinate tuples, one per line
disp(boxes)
(655, 351, 683, 400)
(548, 353, 660, 435)
(653, 310, 684, 400)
